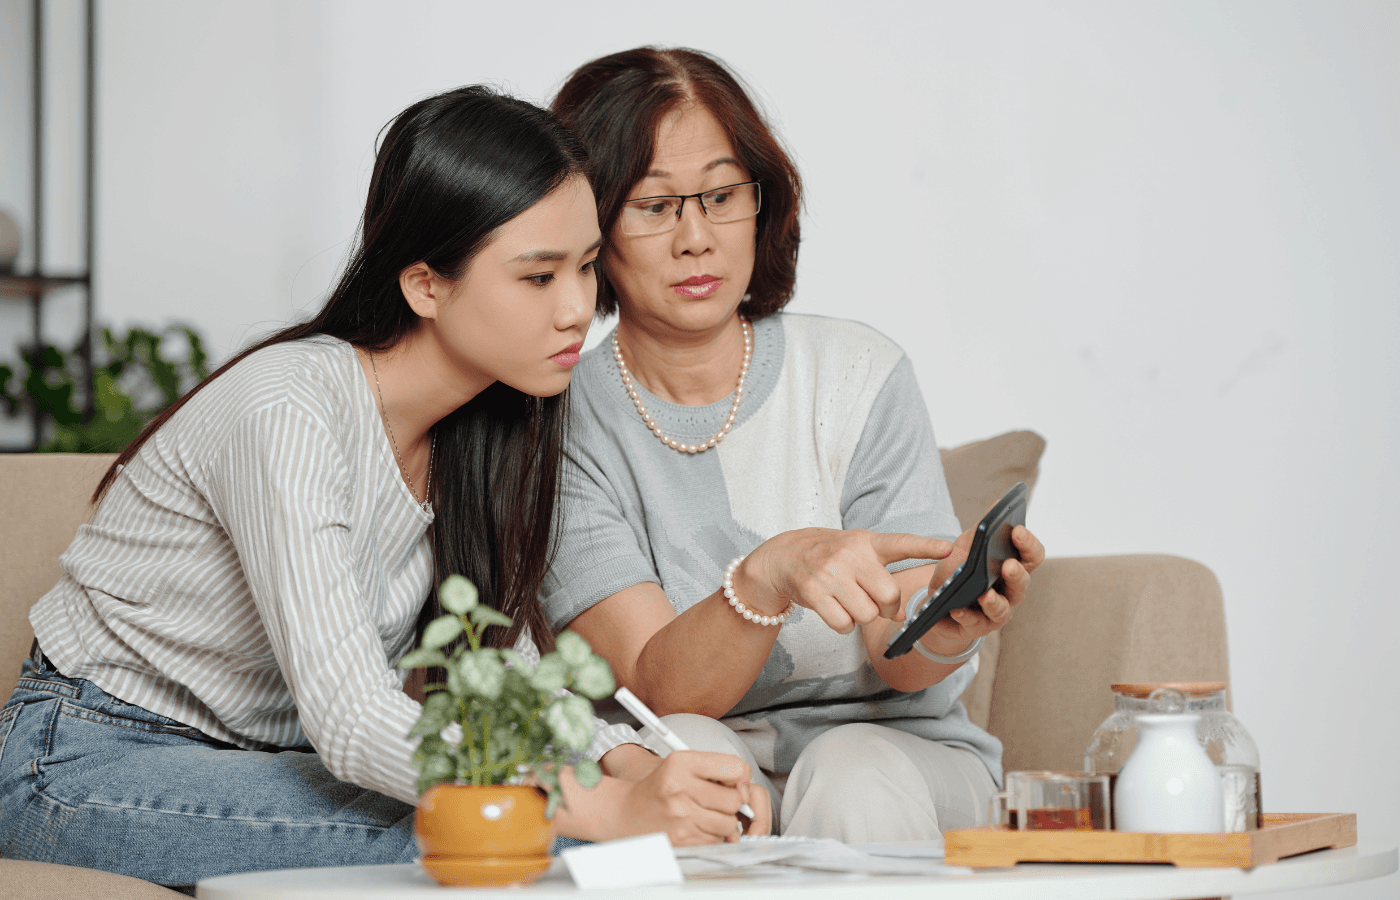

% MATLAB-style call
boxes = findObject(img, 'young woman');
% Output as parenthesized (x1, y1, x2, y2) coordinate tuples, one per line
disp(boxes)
(543, 49, 1046, 841)
(0, 86, 765, 891)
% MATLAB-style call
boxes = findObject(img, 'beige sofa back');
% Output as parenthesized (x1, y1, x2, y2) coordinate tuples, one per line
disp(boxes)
(1, 453, 117, 700)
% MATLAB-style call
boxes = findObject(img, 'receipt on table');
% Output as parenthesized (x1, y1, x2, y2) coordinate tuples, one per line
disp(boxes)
(673, 837, 968, 878)
(673, 837, 843, 867)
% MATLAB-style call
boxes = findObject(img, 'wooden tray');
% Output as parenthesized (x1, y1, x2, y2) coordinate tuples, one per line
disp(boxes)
(944, 813, 1356, 869)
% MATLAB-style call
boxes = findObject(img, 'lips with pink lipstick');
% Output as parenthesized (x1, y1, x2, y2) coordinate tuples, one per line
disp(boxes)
(550, 342, 582, 367)
(673, 275, 723, 299)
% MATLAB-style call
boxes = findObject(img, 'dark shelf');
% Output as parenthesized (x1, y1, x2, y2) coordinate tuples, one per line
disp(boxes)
(3, 0, 97, 451)
(0, 273, 90, 297)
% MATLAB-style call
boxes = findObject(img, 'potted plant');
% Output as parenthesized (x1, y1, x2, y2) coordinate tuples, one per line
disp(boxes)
(1, 323, 210, 452)
(398, 574, 615, 887)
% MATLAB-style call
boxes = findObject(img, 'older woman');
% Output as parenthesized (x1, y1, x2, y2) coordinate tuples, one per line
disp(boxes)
(542, 48, 1044, 841)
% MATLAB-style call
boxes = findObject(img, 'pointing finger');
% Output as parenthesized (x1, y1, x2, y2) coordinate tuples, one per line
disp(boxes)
(868, 532, 954, 566)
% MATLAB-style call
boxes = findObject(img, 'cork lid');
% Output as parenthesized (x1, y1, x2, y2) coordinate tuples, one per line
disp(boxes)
(1110, 682, 1226, 698)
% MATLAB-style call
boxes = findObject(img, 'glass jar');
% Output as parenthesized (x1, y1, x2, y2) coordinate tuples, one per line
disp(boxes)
(1084, 682, 1262, 831)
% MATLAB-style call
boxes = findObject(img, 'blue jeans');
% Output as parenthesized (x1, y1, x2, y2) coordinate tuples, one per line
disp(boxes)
(0, 650, 418, 889)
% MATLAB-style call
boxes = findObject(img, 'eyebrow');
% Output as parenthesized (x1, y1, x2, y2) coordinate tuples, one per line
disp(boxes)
(511, 236, 604, 264)
(644, 157, 743, 179)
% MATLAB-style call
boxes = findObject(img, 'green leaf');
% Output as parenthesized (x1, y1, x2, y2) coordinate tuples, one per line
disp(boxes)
(544, 696, 595, 751)
(555, 631, 591, 667)
(397, 647, 448, 669)
(415, 752, 454, 795)
(573, 757, 602, 789)
(529, 655, 568, 694)
(421, 615, 463, 650)
(457, 650, 506, 700)
(500, 650, 528, 671)
(489, 726, 517, 760)
(570, 656, 615, 700)
(411, 733, 446, 767)
(545, 790, 561, 820)
(414, 750, 453, 795)
(446, 664, 465, 697)
(439, 575, 479, 615)
(409, 692, 454, 737)
(469, 606, 513, 629)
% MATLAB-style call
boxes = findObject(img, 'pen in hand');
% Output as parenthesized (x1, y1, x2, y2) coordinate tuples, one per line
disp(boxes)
(613, 687, 757, 829)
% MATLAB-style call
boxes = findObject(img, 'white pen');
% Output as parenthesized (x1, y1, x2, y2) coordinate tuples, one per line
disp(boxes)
(614, 686, 757, 822)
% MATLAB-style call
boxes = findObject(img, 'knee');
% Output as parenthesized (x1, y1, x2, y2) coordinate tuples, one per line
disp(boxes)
(654, 714, 747, 758)
(794, 724, 912, 781)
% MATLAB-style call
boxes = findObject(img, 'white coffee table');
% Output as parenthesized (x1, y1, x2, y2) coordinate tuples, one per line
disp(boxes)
(199, 843, 1396, 899)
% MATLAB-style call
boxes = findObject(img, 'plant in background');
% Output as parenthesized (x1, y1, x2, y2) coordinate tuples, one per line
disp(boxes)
(0, 324, 210, 452)
(399, 575, 615, 816)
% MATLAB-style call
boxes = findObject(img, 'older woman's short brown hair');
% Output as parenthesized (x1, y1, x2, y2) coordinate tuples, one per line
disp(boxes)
(552, 47, 802, 320)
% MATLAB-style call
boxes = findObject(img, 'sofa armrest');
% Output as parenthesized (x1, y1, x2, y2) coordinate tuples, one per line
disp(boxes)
(0, 453, 116, 703)
(0, 860, 186, 899)
(984, 554, 1230, 772)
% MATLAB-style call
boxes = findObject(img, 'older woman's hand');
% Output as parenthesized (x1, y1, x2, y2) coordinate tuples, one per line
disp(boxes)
(916, 524, 1046, 655)
(735, 528, 957, 634)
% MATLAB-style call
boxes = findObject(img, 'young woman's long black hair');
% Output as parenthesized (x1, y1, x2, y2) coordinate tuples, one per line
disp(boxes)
(95, 85, 589, 651)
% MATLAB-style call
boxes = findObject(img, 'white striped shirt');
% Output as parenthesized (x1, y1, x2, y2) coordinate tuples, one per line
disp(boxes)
(30, 336, 638, 805)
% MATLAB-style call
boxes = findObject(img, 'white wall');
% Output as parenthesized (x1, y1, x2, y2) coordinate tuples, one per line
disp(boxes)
(6, 2, 1400, 895)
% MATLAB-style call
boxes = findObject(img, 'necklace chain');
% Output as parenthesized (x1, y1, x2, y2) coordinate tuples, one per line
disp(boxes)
(368, 352, 434, 512)
(612, 319, 752, 455)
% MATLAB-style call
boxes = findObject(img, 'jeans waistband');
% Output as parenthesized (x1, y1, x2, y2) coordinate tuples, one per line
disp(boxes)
(28, 638, 66, 678)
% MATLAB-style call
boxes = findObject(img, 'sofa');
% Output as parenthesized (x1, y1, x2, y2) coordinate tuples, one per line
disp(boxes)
(0, 432, 1230, 896)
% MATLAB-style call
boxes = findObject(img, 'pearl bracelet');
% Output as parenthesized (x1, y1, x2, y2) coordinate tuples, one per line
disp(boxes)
(723, 556, 795, 626)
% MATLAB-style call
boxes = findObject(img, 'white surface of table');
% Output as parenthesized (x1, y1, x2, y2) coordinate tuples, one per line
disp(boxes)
(198, 843, 1397, 900)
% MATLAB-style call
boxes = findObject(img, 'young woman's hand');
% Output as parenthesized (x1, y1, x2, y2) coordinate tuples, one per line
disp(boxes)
(618, 751, 771, 844)
(598, 742, 664, 781)
(734, 528, 955, 634)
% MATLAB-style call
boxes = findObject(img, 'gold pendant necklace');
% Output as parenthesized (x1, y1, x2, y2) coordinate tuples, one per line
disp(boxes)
(368, 352, 434, 512)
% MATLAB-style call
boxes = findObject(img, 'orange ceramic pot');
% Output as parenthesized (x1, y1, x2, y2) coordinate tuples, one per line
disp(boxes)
(415, 784, 554, 887)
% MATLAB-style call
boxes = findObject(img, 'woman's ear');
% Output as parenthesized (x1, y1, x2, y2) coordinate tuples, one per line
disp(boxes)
(399, 262, 445, 320)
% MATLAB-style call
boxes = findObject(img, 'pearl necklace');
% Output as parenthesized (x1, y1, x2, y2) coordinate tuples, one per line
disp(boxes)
(612, 319, 752, 455)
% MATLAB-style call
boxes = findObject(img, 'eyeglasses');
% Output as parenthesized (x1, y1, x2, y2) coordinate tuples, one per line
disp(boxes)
(618, 181, 761, 236)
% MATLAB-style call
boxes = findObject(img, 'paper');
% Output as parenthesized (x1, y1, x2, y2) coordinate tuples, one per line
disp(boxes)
(674, 836, 841, 867)
(673, 836, 966, 878)
(560, 832, 684, 889)
(852, 839, 946, 859)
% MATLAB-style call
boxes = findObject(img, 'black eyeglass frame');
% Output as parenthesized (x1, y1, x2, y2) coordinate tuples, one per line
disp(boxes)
(618, 181, 762, 235)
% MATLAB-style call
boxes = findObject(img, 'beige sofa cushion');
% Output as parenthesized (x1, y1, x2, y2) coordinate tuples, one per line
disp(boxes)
(0, 859, 185, 899)
(935, 433, 1229, 773)
(938, 430, 1046, 731)
(990, 553, 1229, 772)
(0, 453, 117, 701)
(939, 429, 1046, 533)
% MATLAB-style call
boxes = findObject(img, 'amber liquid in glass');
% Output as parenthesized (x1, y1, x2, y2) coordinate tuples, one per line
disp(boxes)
(1025, 807, 1094, 830)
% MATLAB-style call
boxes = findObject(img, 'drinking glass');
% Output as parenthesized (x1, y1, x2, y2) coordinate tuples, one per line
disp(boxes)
(987, 772, 1111, 830)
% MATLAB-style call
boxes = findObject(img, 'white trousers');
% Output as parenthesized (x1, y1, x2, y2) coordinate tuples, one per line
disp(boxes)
(642, 714, 997, 841)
